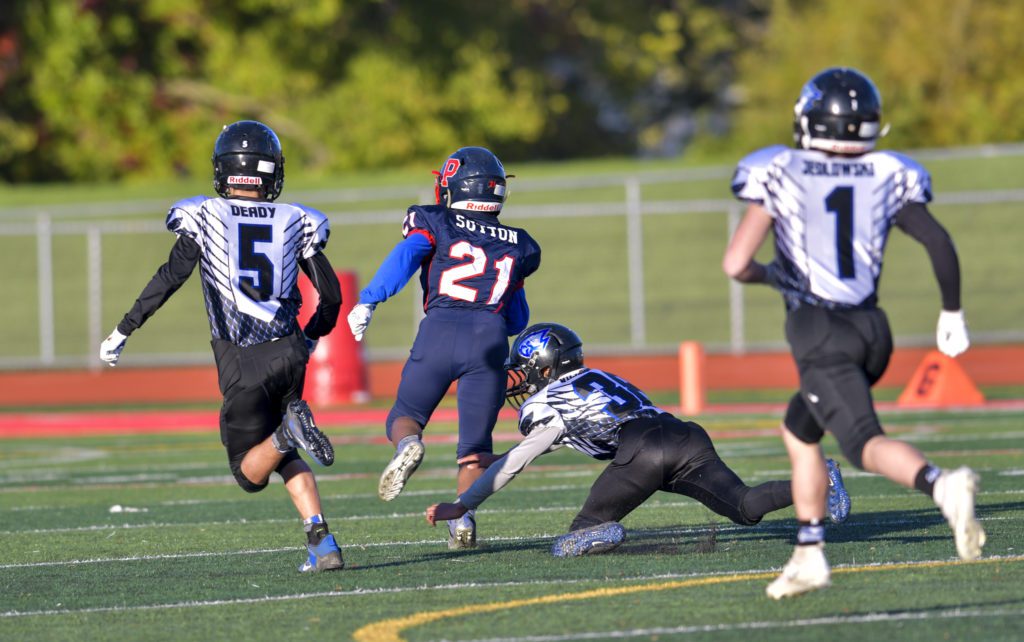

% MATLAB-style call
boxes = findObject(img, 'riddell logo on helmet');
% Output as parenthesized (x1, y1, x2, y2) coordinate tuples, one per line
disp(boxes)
(438, 159, 460, 187)
(227, 176, 262, 186)
(462, 202, 501, 212)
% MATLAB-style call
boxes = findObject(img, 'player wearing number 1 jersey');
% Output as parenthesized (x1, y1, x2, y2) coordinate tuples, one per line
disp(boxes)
(347, 147, 541, 549)
(99, 121, 345, 573)
(723, 68, 984, 599)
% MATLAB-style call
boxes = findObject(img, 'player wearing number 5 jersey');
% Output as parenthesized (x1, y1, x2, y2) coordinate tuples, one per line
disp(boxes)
(347, 147, 541, 549)
(99, 121, 346, 573)
(724, 68, 984, 599)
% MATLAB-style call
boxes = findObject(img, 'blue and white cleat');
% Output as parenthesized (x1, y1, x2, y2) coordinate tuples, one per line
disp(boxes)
(378, 437, 425, 501)
(298, 534, 344, 573)
(826, 458, 851, 524)
(551, 522, 625, 557)
(447, 512, 477, 550)
(282, 400, 334, 467)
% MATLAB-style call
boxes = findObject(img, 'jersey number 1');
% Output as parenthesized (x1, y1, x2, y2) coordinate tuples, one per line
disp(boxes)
(439, 241, 514, 304)
(825, 186, 855, 279)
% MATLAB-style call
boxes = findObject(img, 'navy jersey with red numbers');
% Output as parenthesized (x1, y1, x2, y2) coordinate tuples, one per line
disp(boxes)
(402, 205, 541, 313)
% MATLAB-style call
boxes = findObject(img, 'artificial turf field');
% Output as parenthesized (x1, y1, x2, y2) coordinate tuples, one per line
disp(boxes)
(2, 406, 1023, 641)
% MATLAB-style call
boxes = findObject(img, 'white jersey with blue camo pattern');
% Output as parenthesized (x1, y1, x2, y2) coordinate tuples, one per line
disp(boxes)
(165, 196, 330, 347)
(732, 146, 932, 309)
(518, 368, 665, 460)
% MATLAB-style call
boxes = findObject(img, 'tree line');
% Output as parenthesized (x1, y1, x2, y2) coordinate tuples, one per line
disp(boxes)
(0, 0, 1020, 183)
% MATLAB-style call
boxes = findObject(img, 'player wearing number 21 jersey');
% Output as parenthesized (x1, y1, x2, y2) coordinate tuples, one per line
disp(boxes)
(347, 147, 540, 550)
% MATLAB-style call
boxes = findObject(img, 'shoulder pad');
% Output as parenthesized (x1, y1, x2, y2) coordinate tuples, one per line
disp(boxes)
(732, 145, 789, 202)
(165, 196, 208, 238)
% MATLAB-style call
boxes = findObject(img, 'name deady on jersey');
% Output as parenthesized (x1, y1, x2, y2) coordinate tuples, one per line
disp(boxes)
(802, 160, 875, 177)
(231, 205, 276, 219)
(454, 213, 519, 244)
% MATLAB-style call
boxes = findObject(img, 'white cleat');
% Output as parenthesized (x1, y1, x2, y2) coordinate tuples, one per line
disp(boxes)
(447, 512, 477, 550)
(378, 438, 425, 501)
(934, 466, 986, 561)
(766, 543, 831, 600)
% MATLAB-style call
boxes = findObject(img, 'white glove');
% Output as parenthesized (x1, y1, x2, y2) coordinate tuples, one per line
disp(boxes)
(347, 303, 376, 342)
(936, 310, 969, 358)
(100, 328, 128, 367)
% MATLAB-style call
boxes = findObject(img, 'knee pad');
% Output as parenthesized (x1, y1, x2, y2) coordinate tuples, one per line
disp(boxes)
(783, 394, 824, 444)
(230, 464, 269, 494)
(835, 420, 881, 470)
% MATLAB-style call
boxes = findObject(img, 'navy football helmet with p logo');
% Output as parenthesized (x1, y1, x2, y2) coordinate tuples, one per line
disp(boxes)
(506, 323, 585, 408)
(793, 67, 886, 155)
(213, 120, 285, 201)
(434, 146, 508, 214)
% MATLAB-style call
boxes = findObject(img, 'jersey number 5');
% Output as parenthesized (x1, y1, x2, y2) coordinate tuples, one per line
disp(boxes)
(238, 223, 274, 302)
(439, 241, 514, 304)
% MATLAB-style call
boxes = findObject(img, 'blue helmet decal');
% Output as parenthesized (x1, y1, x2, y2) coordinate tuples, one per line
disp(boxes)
(794, 80, 823, 117)
(517, 328, 551, 359)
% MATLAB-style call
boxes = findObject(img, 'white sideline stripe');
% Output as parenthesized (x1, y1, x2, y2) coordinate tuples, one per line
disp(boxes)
(2, 514, 1017, 570)
(3, 487, 1020, 537)
(457, 607, 1024, 642)
(4, 555, 1021, 619)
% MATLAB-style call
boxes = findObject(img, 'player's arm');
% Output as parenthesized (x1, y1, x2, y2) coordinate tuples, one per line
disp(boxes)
(504, 285, 530, 336)
(722, 203, 776, 283)
(425, 416, 562, 525)
(347, 233, 433, 341)
(893, 201, 969, 356)
(100, 236, 200, 366)
(298, 251, 342, 346)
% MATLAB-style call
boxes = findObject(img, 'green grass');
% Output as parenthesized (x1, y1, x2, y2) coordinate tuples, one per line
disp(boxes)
(1, 407, 1022, 641)
(2, 150, 1023, 363)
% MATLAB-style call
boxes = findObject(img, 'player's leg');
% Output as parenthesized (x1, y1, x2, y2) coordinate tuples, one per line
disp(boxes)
(379, 317, 454, 500)
(445, 315, 508, 549)
(663, 417, 792, 525)
(553, 419, 662, 557)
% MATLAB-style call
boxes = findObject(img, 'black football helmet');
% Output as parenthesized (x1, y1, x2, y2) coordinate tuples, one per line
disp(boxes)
(793, 67, 885, 155)
(434, 146, 508, 213)
(506, 323, 585, 409)
(212, 120, 285, 201)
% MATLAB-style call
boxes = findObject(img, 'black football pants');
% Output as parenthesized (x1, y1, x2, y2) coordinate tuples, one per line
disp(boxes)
(569, 414, 792, 531)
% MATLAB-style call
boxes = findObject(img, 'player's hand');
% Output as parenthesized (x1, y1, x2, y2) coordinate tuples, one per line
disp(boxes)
(99, 328, 128, 367)
(347, 303, 376, 342)
(936, 310, 970, 357)
(457, 452, 504, 469)
(426, 502, 467, 526)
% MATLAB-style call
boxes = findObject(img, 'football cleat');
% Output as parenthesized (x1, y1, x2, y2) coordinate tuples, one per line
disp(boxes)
(298, 533, 344, 573)
(378, 437, 425, 501)
(825, 458, 851, 524)
(447, 512, 477, 550)
(766, 543, 831, 599)
(934, 467, 986, 561)
(551, 522, 625, 558)
(281, 400, 334, 467)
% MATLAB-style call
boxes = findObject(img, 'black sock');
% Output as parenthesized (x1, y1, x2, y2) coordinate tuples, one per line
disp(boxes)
(796, 519, 825, 546)
(304, 514, 329, 545)
(913, 464, 942, 497)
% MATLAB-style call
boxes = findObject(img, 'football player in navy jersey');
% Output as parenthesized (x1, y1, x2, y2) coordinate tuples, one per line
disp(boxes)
(99, 121, 345, 573)
(723, 68, 985, 598)
(347, 147, 541, 549)
(425, 323, 846, 556)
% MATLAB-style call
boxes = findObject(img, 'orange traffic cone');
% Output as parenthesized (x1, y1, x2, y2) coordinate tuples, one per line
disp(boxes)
(897, 350, 984, 408)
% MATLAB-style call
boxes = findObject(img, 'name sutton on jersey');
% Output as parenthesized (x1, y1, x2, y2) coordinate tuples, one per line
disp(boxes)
(453, 213, 519, 244)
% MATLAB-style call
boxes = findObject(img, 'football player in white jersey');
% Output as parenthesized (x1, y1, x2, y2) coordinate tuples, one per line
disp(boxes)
(425, 323, 850, 556)
(723, 68, 984, 598)
(99, 121, 345, 573)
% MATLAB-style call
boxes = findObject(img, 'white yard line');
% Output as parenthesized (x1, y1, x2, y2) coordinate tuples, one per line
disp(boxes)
(4, 555, 1022, 619)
